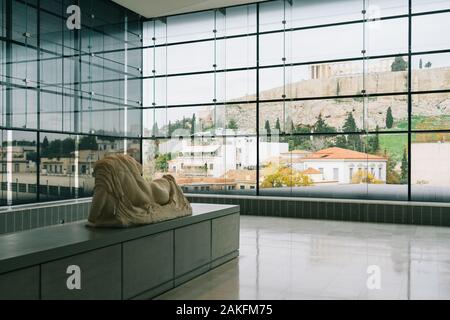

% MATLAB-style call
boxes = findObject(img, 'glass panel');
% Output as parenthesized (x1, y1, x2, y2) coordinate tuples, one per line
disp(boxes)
(0, 130, 38, 206)
(366, 95, 409, 132)
(412, 12, 450, 52)
(365, 17, 408, 56)
(412, 53, 450, 92)
(412, 93, 450, 130)
(413, 0, 450, 13)
(166, 11, 215, 43)
(260, 63, 364, 100)
(167, 73, 215, 105)
(364, 0, 408, 17)
(259, 32, 285, 66)
(260, 98, 365, 135)
(290, 24, 364, 63)
(260, 24, 364, 66)
(39, 133, 77, 202)
(10, 44, 38, 88)
(411, 133, 450, 202)
(144, 136, 255, 194)
(11, 0, 38, 47)
(143, 103, 257, 138)
(258, 134, 397, 200)
(143, 77, 167, 107)
(217, 4, 257, 37)
(290, 0, 364, 27)
(368, 133, 408, 200)
(166, 41, 215, 74)
(217, 70, 257, 103)
(365, 56, 409, 94)
(259, 0, 286, 32)
(216, 36, 257, 70)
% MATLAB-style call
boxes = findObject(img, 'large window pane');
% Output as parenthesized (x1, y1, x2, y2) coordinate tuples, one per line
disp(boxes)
(144, 136, 257, 195)
(366, 56, 409, 94)
(412, 93, 450, 130)
(412, 53, 450, 92)
(217, 4, 257, 37)
(367, 95, 408, 132)
(260, 24, 364, 66)
(413, 12, 450, 52)
(216, 36, 257, 70)
(1, 130, 38, 206)
(143, 103, 256, 138)
(368, 133, 408, 200)
(167, 41, 215, 74)
(260, 99, 364, 135)
(217, 70, 257, 103)
(166, 11, 215, 43)
(260, 63, 364, 100)
(258, 133, 402, 200)
(167, 73, 215, 105)
(413, 0, 450, 13)
(39, 133, 77, 202)
(365, 18, 408, 56)
(412, 133, 450, 202)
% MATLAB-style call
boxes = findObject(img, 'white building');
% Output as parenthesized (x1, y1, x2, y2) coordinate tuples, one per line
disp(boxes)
(287, 147, 388, 184)
(168, 137, 289, 178)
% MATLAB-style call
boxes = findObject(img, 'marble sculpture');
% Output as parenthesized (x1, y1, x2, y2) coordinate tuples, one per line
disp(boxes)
(87, 154, 192, 228)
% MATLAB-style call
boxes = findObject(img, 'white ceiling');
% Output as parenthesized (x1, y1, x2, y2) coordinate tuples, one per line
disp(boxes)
(111, 0, 264, 18)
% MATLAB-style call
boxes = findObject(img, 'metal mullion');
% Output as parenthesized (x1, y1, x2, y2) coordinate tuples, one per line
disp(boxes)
(256, 2, 260, 196)
(408, 0, 412, 201)
(36, 0, 41, 202)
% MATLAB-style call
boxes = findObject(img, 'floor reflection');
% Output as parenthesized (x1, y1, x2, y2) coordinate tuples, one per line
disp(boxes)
(156, 216, 450, 300)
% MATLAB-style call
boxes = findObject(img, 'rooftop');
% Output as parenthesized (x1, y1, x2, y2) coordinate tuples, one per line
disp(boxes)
(303, 147, 388, 161)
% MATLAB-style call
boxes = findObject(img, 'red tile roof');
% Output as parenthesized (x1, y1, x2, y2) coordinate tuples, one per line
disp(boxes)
(303, 147, 387, 161)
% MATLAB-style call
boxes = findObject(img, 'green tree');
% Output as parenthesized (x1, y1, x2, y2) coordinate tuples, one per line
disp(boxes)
(386, 107, 394, 129)
(401, 147, 408, 184)
(190, 114, 196, 135)
(290, 125, 312, 150)
(41, 136, 49, 157)
(367, 125, 380, 154)
(275, 118, 281, 132)
(314, 113, 336, 134)
(227, 119, 238, 130)
(168, 121, 173, 136)
(155, 153, 172, 172)
(79, 135, 98, 150)
(391, 56, 408, 72)
(425, 61, 432, 68)
(419, 58, 423, 69)
(152, 122, 159, 136)
(336, 112, 363, 152)
(264, 120, 271, 136)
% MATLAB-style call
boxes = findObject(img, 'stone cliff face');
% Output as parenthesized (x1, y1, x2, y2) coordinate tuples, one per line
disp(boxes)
(204, 67, 450, 133)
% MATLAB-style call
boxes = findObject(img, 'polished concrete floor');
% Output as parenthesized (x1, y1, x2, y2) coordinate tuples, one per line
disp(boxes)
(156, 216, 450, 300)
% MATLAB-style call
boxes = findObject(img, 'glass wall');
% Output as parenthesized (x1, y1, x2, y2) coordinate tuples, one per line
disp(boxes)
(2, 0, 450, 206)
(0, 0, 142, 206)
(142, 0, 450, 202)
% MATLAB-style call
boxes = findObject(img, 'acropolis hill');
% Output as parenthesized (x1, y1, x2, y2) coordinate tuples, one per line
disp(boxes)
(213, 65, 450, 132)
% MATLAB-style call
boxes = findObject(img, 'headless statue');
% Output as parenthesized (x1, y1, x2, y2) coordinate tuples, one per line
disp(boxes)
(87, 154, 192, 228)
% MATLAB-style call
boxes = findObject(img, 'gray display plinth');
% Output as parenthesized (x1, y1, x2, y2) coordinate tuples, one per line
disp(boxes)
(0, 204, 240, 300)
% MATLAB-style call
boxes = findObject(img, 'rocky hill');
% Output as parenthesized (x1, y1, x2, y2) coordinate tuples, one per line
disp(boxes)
(200, 67, 450, 133)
